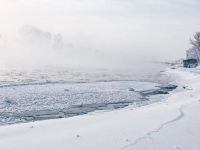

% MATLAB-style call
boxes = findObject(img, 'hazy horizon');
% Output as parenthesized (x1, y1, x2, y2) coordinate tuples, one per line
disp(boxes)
(0, 0, 199, 69)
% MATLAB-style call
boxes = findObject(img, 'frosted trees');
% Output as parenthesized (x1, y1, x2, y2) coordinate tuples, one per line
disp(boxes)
(19, 25, 64, 50)
(191, 32, 200, 61)
(191, 32, 200, 51)
(186, 32, 200, 62)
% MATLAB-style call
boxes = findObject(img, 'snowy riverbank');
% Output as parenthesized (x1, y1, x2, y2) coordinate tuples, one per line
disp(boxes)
(0, 68, 200, 150)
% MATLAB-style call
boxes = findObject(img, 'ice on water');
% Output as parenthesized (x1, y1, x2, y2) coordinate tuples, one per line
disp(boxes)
(0, 69, 163, 124)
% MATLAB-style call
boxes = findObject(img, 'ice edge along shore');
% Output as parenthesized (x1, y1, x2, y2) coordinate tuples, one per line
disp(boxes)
(0, 67, 200, 150)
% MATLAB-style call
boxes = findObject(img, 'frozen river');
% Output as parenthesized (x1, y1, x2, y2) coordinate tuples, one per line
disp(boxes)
(0, 66, 174, 125)
(0, 80, 162, 124)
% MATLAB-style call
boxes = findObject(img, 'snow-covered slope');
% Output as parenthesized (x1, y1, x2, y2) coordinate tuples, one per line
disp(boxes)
(0, 68, 200, 150)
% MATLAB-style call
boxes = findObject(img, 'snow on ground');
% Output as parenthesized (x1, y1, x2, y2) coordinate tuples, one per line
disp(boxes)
(0, 68, 200, 150)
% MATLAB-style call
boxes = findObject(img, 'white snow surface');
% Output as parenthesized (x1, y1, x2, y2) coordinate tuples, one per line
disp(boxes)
(0, 68, 200, 150)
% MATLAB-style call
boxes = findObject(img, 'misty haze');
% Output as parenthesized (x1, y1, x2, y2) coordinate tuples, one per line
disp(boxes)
(0, 0, 200, 150)
(1, 0, 199, 69)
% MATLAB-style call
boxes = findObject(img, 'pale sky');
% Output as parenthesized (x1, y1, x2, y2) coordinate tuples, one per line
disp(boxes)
(0, 0, 199, 68)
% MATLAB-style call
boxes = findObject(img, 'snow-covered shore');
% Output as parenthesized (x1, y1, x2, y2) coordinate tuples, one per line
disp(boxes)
(0, 68, 200, 150)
